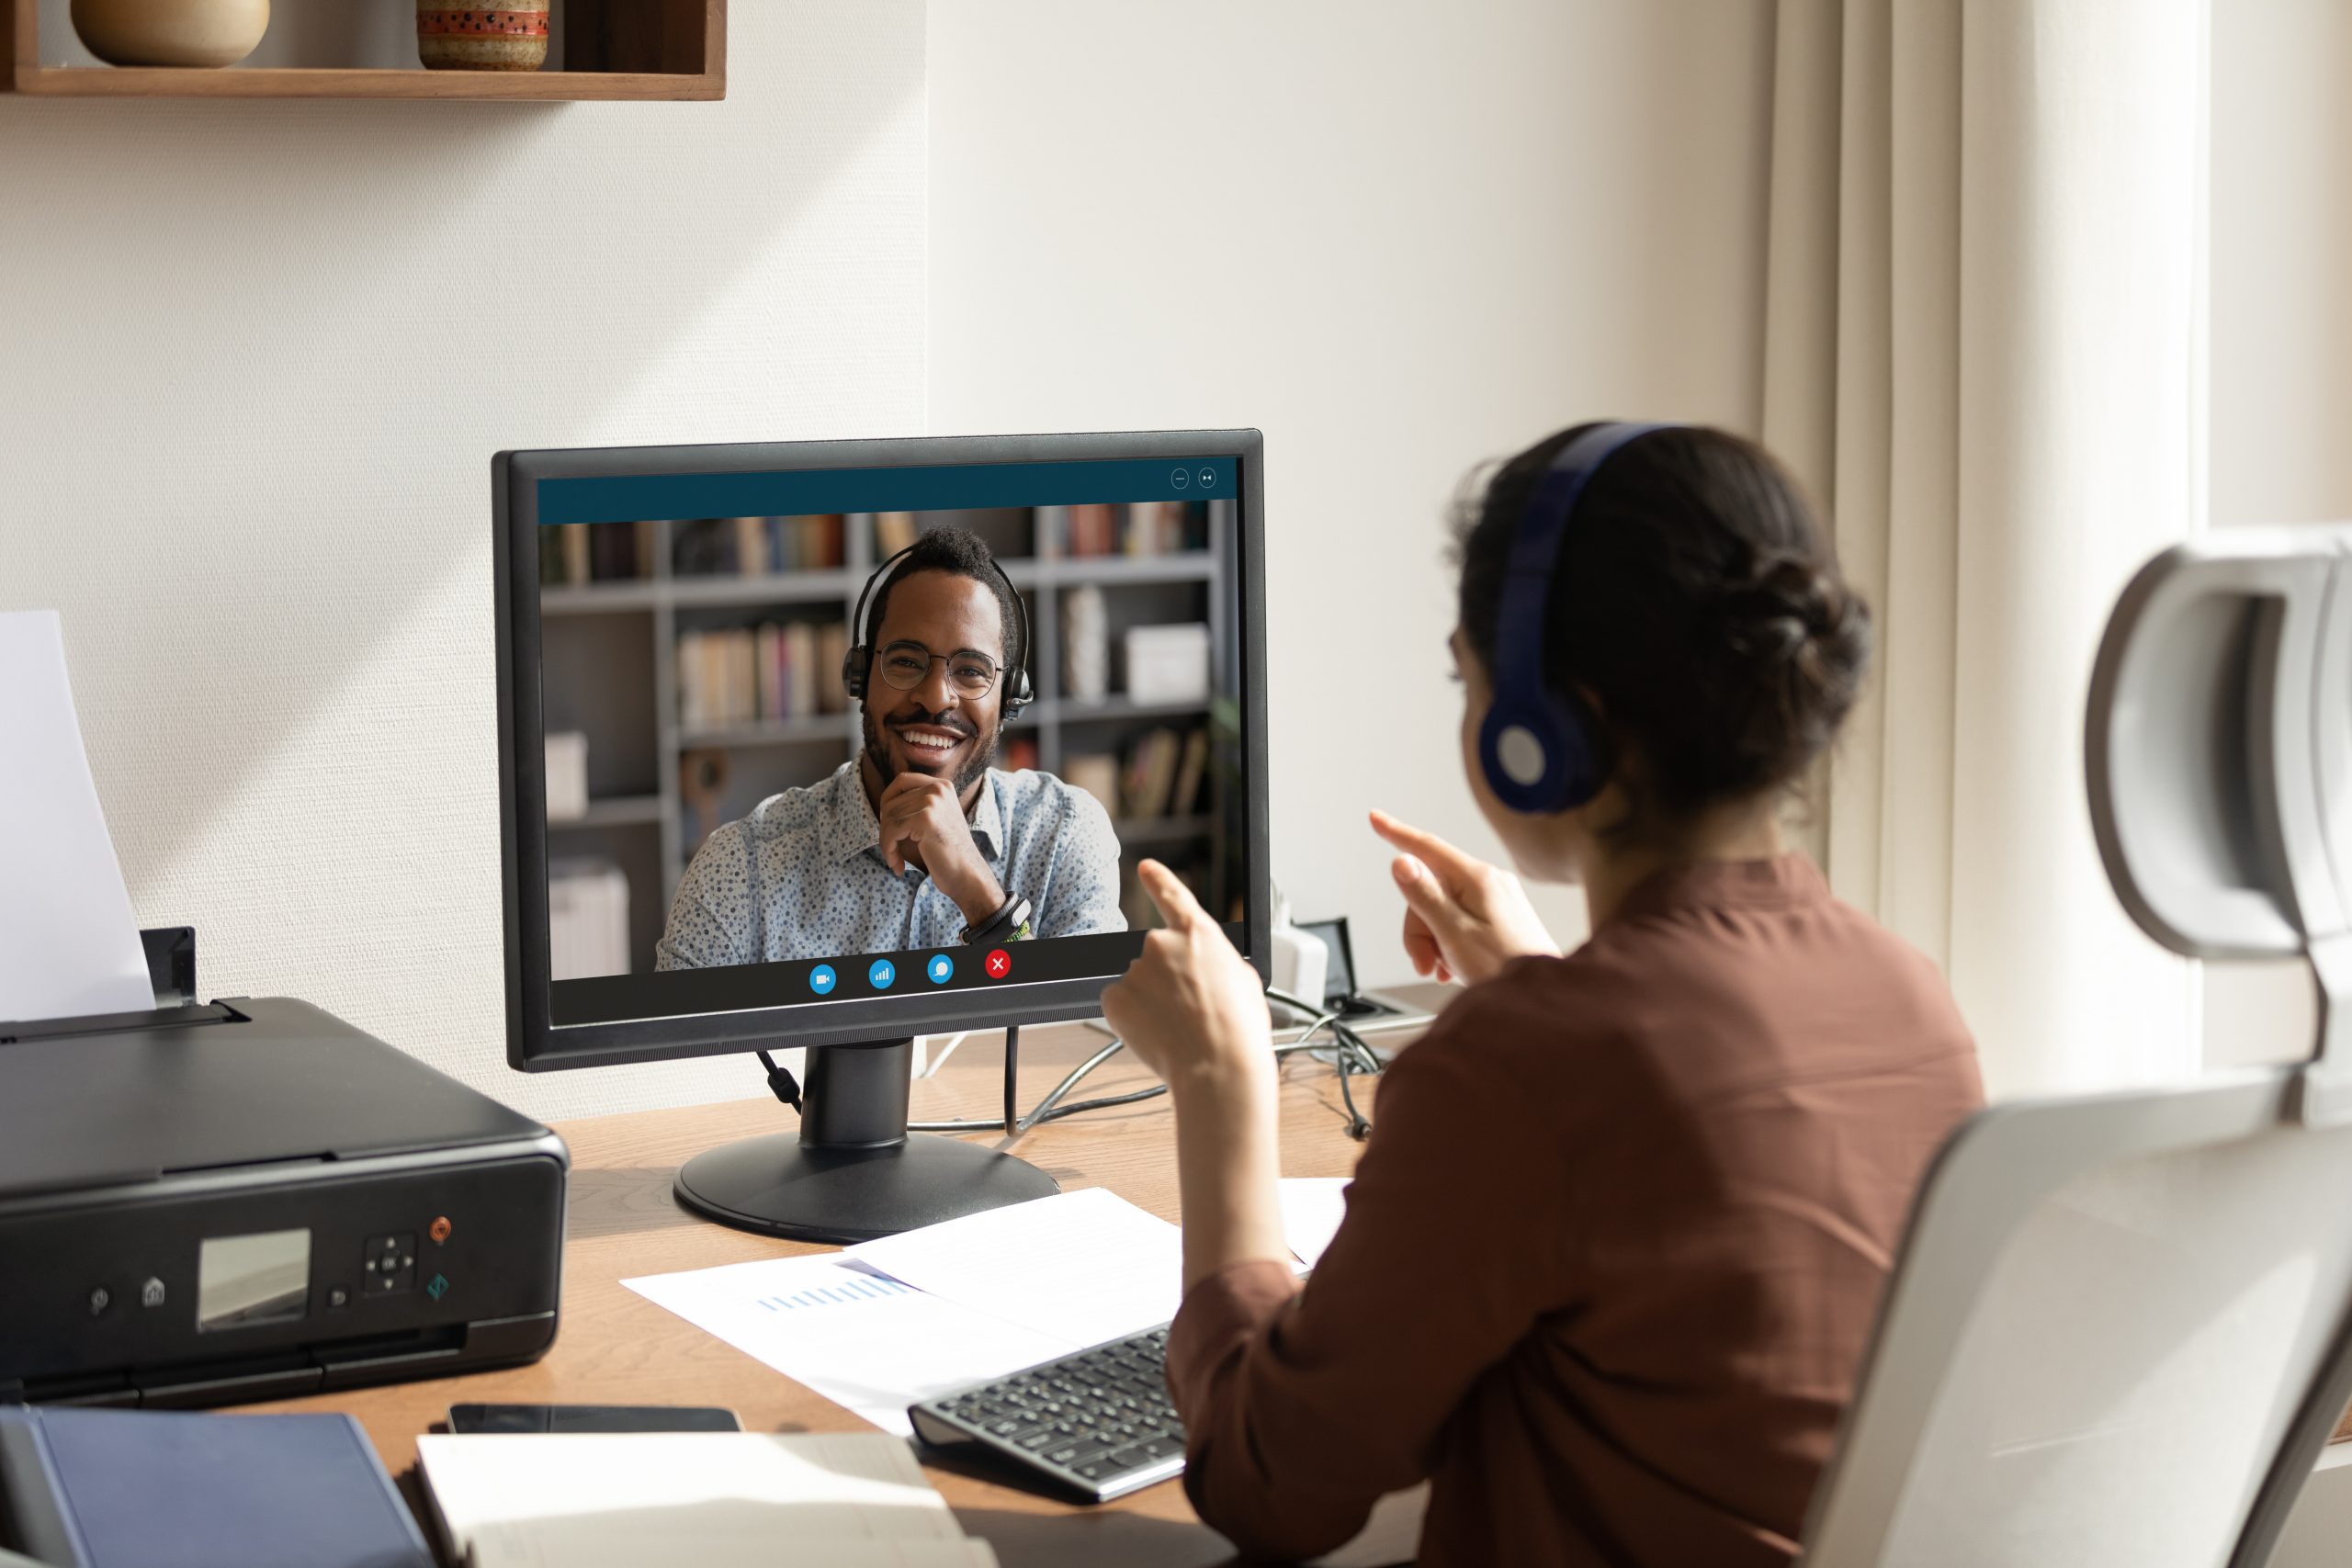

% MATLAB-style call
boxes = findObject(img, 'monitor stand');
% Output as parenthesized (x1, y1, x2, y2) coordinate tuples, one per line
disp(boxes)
(673, 1037, 1059, 1244)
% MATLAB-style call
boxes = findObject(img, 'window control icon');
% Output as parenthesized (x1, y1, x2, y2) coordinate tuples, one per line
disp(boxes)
(363, 1232, 418, 1295)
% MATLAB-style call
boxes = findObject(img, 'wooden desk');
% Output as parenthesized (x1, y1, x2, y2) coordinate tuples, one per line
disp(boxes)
(255, 1011, 1423, 1567)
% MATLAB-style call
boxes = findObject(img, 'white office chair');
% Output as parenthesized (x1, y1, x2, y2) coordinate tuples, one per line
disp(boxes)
(1798, 528, 2352, 1568)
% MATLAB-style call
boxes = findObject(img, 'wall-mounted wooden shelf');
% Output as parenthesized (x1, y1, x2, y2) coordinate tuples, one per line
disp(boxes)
(4, 0, 723, 100)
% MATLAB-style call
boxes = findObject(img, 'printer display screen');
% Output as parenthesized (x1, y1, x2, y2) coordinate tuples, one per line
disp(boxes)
(197, 1228, 311, 1331)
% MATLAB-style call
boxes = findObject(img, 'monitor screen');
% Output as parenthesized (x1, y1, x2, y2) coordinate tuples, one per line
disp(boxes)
(496, 433, 1268, 1071)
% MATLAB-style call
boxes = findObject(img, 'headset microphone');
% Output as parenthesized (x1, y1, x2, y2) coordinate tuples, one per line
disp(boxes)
(1476, 421, 1678, 815)
(842, 541, 1035, 718)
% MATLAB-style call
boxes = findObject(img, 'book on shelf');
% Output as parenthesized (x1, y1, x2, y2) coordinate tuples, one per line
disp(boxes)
(544, 731, 590, 821)
(1120, 727, 1184, 819)
(1035, 501, 1204, 558)
(1094, 725, 1209, 822)
(876, 510, 919, 556)
(816, 623, 851, 714)
(735, 516, 768, 576)
(679, 621, 849, 731)
(1170, 726, 1210, 818)
(1001, 735, 1040, 773)
(1063, 753, 1119, 820)
(673, 515, 845, 578)
(540, 520, 656, 587)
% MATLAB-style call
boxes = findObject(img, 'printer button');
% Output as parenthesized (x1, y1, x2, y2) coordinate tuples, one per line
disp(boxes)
(363, 1232, 418, 1293)
(85, 1285, 112, 1317)
(326, 1286, 350, 1310)
(139, 1278, 165, 1309)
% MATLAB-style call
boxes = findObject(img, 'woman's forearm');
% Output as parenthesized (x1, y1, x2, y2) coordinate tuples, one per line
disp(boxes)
(1169, 1066, 1290, 1291)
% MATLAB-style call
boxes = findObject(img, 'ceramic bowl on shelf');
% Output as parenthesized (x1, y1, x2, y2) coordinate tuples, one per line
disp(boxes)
(416, 4, 551, 72)
(70, 0, 269, 68)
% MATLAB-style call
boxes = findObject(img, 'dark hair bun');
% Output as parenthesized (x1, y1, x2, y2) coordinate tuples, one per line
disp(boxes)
(1453, 424, 1871, 827)
(1715, 551, 1871, 797)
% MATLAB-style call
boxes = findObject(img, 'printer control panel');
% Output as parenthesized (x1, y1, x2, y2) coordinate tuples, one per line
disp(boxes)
(0, 1152, 564, 1406)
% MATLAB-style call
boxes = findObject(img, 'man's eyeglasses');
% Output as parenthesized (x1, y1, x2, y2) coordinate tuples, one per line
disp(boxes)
(875, 640, 1002, 700)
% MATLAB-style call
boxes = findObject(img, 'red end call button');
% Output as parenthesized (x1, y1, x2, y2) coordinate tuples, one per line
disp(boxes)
(985, 948, 1011, 979)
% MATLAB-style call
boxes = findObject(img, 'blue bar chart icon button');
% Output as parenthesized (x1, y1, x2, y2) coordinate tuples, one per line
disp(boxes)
(868, 958, 896, 989)
(809, 964, 837, 995)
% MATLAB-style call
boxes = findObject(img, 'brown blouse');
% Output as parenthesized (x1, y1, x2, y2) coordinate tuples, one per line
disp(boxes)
(1165, 855, 1983, 1565)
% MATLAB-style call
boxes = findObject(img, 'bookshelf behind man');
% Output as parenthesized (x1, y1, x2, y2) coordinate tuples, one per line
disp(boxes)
(537, 503, 1241, 976)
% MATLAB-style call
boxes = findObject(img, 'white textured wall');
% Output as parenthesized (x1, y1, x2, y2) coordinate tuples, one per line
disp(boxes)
(0, 1, 928, 1122)
(926, 0, 1774, 976)
(2203, 0, 2352, 1070)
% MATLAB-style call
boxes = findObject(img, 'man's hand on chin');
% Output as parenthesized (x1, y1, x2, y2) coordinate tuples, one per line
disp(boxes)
(876, 771, 1002, 925)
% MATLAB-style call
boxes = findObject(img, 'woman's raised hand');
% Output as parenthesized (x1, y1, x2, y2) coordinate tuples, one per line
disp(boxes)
(1369, 809, 1561, 986)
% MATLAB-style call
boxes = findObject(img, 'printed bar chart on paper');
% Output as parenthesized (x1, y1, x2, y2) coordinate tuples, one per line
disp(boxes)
(844, 1189, 1183, 1348)
(624, 1255, 1073, 1437)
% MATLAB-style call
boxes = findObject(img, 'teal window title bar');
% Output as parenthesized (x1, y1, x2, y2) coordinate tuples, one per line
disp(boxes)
(538, 457, 1238, 526)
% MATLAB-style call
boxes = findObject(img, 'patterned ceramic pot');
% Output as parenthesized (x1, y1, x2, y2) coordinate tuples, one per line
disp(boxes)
(71, 0, 268, 67)
(416, 4, 550, 72)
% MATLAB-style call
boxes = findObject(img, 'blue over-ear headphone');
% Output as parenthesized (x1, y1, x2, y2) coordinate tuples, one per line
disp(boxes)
(1477, 420, 1679, 814)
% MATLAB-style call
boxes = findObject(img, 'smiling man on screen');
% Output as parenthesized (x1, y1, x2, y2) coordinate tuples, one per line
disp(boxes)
(655, 526, 1125, 970)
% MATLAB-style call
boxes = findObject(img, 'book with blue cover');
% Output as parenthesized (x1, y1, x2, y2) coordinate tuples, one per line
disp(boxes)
(0, 1406, 431, 1568)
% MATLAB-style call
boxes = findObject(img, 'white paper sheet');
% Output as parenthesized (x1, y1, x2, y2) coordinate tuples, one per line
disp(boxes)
(1280, 1177, 1352, 1270)
(472, 1532, 997, 1568)
(474, 1528, 999, 1568)
(623, 1255, 1076, 1438)
(0, 611, 153, 1022)
(846, 1188, 1184, 1348)
(417, 1431, 967, 1562)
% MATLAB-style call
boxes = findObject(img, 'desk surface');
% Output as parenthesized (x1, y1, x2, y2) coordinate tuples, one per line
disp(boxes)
(255, 1008, 1426, 1567)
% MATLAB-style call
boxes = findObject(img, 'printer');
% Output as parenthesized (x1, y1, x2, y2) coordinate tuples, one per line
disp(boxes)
(0, 931, 567, 1408)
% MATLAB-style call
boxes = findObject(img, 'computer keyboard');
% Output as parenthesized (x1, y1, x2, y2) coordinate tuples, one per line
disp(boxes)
(907, 1325, 1185, 1503)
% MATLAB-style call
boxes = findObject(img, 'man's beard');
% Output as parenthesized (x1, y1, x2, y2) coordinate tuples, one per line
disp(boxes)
(862, 702, 1001, 795)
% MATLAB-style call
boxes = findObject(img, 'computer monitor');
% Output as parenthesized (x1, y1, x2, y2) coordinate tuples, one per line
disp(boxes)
(493, 431, 1269, 1242)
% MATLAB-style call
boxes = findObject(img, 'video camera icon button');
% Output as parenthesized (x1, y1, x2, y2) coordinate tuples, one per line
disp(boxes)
(927, 953, 954, 985)
(868, 958, 897, 989)
(809, 964, 837, 996)
(985, 948, 1012, 980)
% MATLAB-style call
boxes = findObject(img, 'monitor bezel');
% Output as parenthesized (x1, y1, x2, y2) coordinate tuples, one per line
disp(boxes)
(494, 429, 1271, 1073)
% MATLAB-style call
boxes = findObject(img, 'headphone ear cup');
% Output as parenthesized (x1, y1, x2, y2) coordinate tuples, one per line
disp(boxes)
(1002, 668, 1034, 717)
(841, 645, 868, 702)
(1478, 690, 1607, 814)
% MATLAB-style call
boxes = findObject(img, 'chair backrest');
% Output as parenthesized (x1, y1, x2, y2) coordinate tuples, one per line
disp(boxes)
(1800, 528, 2352, 1568)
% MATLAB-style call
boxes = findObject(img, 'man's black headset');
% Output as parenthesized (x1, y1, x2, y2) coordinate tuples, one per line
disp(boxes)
(1477, 420, 1680, 815)
(840, 541, 1035, 718)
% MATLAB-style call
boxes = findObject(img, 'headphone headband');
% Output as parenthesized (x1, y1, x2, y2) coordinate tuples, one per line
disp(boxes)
(1478, 421, 1679, 814)
(842, 537, 1035, 717)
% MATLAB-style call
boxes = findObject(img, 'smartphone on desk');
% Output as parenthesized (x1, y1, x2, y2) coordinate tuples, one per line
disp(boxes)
(447, 1403, 741, 1435)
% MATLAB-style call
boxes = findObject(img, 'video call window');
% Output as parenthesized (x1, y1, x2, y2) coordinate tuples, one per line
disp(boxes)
(536, 466, 1249, 1025)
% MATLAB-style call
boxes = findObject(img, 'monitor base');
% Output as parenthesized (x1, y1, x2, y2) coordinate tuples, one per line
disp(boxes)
(673, 1131, 1060, 1245)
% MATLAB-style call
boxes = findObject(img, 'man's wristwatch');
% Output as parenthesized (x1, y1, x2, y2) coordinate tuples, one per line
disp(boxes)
(962, 891, 1033, 946)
